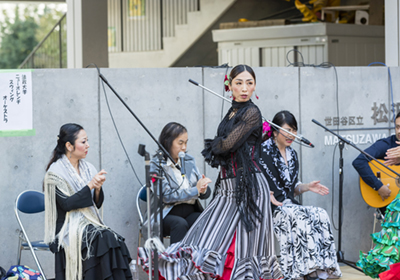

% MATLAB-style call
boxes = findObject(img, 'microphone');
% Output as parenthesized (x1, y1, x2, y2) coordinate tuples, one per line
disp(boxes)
(188, 79, 199, 86)
(312, 119, 323, 127)
(178, 151, 186, 177)
(300, 136, 315, 148)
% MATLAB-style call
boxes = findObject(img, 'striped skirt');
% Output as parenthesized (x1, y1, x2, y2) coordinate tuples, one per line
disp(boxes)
(138, 173, 282, 280)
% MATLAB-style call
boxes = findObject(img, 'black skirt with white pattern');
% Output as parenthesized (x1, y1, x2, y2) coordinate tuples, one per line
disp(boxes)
(273, 204, 341, 280)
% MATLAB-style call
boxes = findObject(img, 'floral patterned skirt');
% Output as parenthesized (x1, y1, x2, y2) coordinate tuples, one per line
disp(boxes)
(273, 204, 342, 280)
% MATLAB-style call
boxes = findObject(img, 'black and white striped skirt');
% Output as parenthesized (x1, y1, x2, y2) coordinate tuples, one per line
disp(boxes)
(138, 173, 282, 280)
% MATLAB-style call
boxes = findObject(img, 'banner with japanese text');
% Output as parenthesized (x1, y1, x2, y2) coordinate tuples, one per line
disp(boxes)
(0, 70, 34, 137)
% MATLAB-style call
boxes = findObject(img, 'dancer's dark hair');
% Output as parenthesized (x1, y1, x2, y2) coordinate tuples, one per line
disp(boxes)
(46, 123, 83, 171)
(228, 64, 256, 84)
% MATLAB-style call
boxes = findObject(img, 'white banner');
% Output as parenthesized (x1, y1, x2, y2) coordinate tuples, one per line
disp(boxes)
(0, 70, 33, 136)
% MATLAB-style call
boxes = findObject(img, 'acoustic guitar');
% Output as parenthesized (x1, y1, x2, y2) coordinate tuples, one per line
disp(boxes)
(359, 159, 400, 208)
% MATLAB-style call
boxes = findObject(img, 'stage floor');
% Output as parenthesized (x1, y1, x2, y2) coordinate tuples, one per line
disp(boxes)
(136, 263, 372, 280)
(341, 264, 371, 280)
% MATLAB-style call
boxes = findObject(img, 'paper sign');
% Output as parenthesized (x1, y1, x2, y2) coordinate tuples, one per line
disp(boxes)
(0, 70, 34, 137)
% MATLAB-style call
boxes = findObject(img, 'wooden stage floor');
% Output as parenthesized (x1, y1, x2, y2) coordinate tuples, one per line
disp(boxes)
(136, 263, 373, 279)
(340, 264, 372, 280)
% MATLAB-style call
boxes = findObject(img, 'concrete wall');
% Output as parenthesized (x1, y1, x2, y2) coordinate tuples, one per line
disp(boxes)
(0, 66, 396, 277)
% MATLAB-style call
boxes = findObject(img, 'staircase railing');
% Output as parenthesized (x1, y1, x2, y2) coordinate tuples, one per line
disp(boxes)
(19, 13, 67, 69)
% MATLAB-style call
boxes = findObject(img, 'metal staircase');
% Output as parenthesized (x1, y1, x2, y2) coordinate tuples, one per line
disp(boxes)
(19, 0, 235, 69)
(108, 0, 236, 68)
(19, 13, 66, 69)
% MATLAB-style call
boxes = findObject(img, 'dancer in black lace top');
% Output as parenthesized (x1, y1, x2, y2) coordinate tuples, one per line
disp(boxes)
(203, 92, 271, 232)
(138, 65, 282, 280)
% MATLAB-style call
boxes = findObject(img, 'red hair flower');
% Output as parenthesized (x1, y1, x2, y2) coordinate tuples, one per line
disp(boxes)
(224, 74, 230, 92)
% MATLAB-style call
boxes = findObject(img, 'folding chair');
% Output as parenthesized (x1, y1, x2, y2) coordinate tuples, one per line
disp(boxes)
(136, 185, 147, 229)
(15, 190, 50, 280)
(370, 208, 385, 250)
(136, 185, 169, 246)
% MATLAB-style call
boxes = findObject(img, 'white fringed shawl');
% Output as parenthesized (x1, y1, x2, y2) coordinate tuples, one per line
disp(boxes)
(44, 155, 113, 280)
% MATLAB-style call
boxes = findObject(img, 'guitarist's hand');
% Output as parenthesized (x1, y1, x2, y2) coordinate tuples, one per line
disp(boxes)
(384, 142, 400, 165)
(378, 184, 391, 201)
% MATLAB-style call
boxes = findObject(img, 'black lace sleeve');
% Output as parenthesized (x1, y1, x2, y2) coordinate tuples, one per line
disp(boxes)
(202, 105, 261, 167)
(213, 106, 261, 153)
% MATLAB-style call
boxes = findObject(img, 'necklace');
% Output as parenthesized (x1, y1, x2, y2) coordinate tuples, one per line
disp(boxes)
(229, 108, 238, 120)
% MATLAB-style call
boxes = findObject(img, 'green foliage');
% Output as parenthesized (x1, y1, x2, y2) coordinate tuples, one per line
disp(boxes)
(35, 6, 65, 42)
(32, 6, 67, 69)
(0, 6, 39, 69)
(0, 4, 67, 69)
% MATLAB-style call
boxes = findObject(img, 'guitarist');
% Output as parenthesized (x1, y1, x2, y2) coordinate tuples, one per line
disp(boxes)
(352, 112, 400, 210)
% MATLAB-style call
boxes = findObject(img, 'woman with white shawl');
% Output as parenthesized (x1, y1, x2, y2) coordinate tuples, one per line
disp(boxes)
(43, 123, 132, 280)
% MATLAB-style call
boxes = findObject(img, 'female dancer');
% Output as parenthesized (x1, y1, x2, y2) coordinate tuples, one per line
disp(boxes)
(138, 64, 282, 279)
(43, 123, 132, 280)
(259, 111, 341, 280)
(150, 122, 212, 244)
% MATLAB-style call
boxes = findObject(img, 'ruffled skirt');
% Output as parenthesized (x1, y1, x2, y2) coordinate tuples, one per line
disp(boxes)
(54, 226, 132, 280)
(357, 192, 400, 278)
(273, 204, 341, 280)
(138, 173, 282, 280)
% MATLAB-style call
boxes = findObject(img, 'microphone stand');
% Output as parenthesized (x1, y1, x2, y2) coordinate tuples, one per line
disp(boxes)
(188, 79, 315, 148)
(99, 73, 177, 280)
(155, 150, 165, 242)
(138, 145, 158, 280)
(312, 119, 400, 273)
(99, 73, 179, 169)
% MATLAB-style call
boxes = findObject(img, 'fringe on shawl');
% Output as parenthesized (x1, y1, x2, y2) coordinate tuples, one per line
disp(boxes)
(44, 172, 59, 245)
(44, 171, 115, 280)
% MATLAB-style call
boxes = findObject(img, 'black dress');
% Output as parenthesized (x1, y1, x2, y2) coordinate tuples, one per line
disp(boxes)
(50, 186, 132, 280)
(138, 100, 282, 280)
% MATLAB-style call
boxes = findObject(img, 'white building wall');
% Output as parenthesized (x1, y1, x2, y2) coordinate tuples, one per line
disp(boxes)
(385, 0, 400, 66)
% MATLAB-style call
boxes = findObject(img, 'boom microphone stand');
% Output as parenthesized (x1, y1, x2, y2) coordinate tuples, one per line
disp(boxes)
(98, 73, 179, 280)
(99, 74, 178, 168)
(312, 119, 400, 273)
